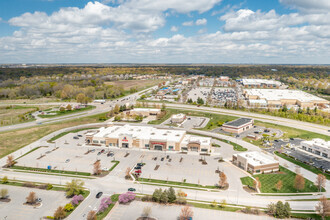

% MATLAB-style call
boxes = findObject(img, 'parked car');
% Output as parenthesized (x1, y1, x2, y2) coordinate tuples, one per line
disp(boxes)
(65, 159, 70, 163)
(135, 170, 142, 174)
(107, 152, 114, 157)
(97, 152, 101, 155)
(100, 149, 105, 153)
(290, 138, 294, 140)
(137, 163, 144, 166)
(73, 136, 79, 139)
(77, 134, 83, 137)
(91, 149, 95, 152)
(274, 140, 279, 142)
(96, 192, 103, 198)
(134, 166, 141, 170)
(128, 188, 136, 192)
(161, 158, 164, 161)
(102, 167, 108, 171)
(36, 198, 42, 202)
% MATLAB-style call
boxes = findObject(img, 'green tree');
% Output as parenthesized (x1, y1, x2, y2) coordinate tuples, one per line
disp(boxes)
(2, 176, 8, 184)
(76, 93, 86, 104)
(167, 187, 176, 203)
(65, 179, 84, 197)
(152, 188, 162, 202)
(159, 191, 169, 203)
(64, 203, 74, 212)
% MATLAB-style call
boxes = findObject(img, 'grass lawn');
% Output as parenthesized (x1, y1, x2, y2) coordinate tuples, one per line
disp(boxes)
(148, 108, 237, 126)
(240, 166, 322, 193)
(274, 151, 330, 180)
(109, 161, 120, 172)
(10, 165, 91, 176)
(38, 105, 95, 118)
(137, 177, 218, 189)
(188, 202, 242, 212)
(96, 194, 119, 220)
(254, 120, 330, 141)
(0, 112, 108, 158)
(48, 127, 99, 143)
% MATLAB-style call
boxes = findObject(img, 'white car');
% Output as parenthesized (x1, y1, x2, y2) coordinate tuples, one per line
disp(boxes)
(102, 167, 108, 171)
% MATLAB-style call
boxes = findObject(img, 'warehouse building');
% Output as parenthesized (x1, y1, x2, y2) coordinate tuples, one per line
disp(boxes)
(301, 139, 330, 159)
(241, 79, 281, 88)
(222, 118, 254, 134)
(232, 151, 279, 174)
(244, 89, 329, 108)
(85, 124, 212, 152)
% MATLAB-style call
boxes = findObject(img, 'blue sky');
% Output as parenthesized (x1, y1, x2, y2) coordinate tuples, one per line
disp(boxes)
(0, 0, 329, 63)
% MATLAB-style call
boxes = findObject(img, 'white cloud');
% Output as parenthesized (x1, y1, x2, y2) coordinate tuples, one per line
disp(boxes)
(197, 28, 207, 34)
(170, 26, 178, 32)
(280, 0, 330, 13)
(196, 18, 207, 25)
(182, 21, 194, 26)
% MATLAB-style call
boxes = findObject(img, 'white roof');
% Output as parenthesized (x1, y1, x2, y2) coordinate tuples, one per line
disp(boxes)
(181, 135, 211, 146)
(248, 99, 268, 104)
(234, 151, 278, 166)
(245, 89, 327, 102)
(94, 125, 185, 142)
(130, 108, 161, 112)
(242, 79, 281, 86)
(302, 138, 330, 149)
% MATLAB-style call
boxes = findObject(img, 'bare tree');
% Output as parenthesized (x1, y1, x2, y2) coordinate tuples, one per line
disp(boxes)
(54, 206, 66, 219)
(219, 172, 227, 188)
(142, 206, 152, 218)
(93, 160, 101, 175)
(275, 180, 283, 191)
(87, 210, 97, 220)
(26, 191, 37, 204)
(294, 174, 305, 192)
(125, 167, 131, 179)
(254, 177, 261, 191)
(315, 174, 326, 192)
(180, 206, 193, 220)
(315, 196, 330, 220)
(6, 155, 14, 167)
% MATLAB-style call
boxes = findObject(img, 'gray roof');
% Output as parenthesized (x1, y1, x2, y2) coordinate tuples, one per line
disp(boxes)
(223, 118, 253, 127)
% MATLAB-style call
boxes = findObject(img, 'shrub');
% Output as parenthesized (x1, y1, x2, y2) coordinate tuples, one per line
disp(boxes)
(118, 192, 135, 204)
(2, 176, 9, 184)
(38, 184, 48, 189)
(141, 195, 152, 202)
(71, 194, 84, 206)
(46, 216, 54, 219)
(98, 196, 112, 213)
(23, 182, 36, 188)
(176, 197, 187, 205)
(242, 206, 252, 214)
(47, 184, 53, 190)
(64, 203, 74, 212)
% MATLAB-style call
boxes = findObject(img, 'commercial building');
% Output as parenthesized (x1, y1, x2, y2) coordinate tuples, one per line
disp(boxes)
(301, 139, 330, 159)
(244, 89, 329, 108)
(85, 124, 212, 152)
(241, 79, 281, 88)
(222, 118, 254, 134)
(128, 108, 161, 117)
(171, 113, 186, 123)
(232, 151, 279, 174)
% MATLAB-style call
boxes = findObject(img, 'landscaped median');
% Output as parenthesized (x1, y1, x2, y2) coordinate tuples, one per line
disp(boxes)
(9, 165, 92, 177)
(135, 177, 220, 191)
(240, 166, 324, 193)
(274, 151, 330, 180)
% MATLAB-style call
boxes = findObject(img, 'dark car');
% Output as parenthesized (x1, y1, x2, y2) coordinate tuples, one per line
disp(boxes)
(274, 140, 279, 142)
(137, 163, 144, 166)
(73, 136, 79, 139)
(97, 152, 102, 155)
(134, 166, 141, 170)
(166, 155, 169, 159)
(96, 192, 103, 198)
(77, 134, 83, 137)
(100, 149, 105, 153)
(161, 157, 164, 161)
(107, 152, 114, 157)
(290, 138, 294, 140)
(128, 188, 136, 192)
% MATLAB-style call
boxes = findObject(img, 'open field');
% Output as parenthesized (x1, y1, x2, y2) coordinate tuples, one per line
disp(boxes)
(240, 166, 322, 193)
(105, 79, 163, 90)
(0, 98, 60, 104)
(0, 105, 54, 126)
(0, 112, 107, 158)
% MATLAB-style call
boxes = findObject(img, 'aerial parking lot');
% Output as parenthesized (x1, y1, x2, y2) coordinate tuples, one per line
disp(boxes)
(0, 185, 70, 220)
(14, 129, 248, 188)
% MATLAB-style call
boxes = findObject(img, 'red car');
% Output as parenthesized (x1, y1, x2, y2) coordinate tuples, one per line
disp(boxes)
(135, 170, 142, 174)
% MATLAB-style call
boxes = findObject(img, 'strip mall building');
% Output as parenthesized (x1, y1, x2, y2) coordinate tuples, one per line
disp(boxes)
(85, 124, 212, 153)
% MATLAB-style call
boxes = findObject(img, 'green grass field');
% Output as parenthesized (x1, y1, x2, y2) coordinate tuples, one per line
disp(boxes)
(38, 105, 95, 118)
(96, 194, 119, 220)
(240, 166, 322, 193)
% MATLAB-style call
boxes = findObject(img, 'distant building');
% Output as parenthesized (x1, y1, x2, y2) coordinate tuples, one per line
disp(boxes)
(232, 151, 279, 174)
(171, 113, 186, 123)
(219, 76, 230, 81)
(244, 89, 329, 108)
(301, 138, 330, 159)
(241, 79, 281, 88)
(222, 118, 254, 134)
(129, 108, 161, 117)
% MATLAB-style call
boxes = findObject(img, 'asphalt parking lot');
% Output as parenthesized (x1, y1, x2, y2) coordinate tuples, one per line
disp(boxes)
(285, 149, 330, 171)
(0, 185, 70, 220)
(180, 116, 209, 129)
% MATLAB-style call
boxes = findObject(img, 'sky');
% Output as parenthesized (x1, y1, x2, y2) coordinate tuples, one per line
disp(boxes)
(0, 0, 329, 64)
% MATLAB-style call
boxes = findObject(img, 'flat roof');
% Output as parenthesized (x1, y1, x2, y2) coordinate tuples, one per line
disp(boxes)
(130, 108, 161, 112)
(93, 125, 186, 142)
(245, 89, 327, 103)
(181, 134, 211, 146)
(234, 151, 278, 166)
(302, 138, 330, 149)
(223, 118, 253, 128)
(242, 79, 281, 86)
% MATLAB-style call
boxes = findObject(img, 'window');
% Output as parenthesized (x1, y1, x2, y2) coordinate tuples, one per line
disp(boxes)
(256, 170, 260, 173)
(100, 140, 105, 144)
(93, 140, 99, 144)
(322, 153, 328, 158)
(201, 148, 207, 152)
(169, 146, 174, 150)
(109, 143, 112, 146)
(145, 144, 150, 149)
(181, 147, 188, 151)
